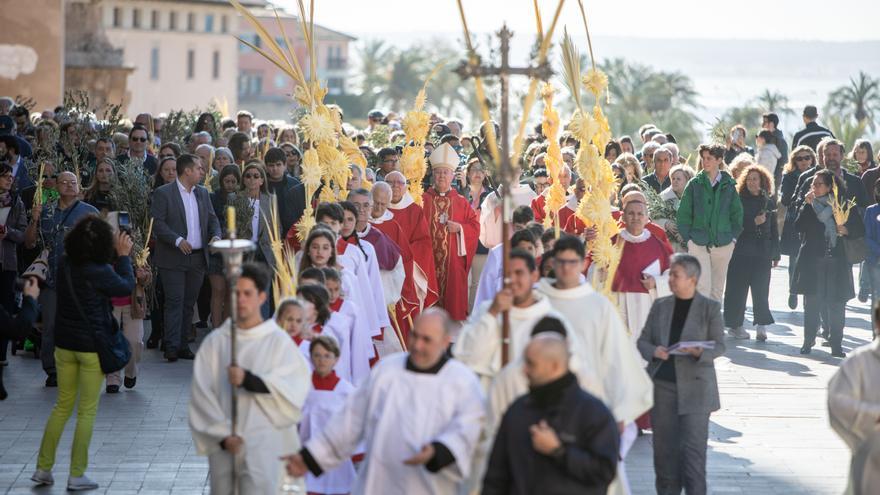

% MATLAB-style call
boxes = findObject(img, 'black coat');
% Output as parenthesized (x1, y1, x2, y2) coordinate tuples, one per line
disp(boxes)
(791, 201, 863, 301)
(792, 122, 834, 151)
(733, 193, 779, 260)
(267, 174, 306, 235)
(780, 169, 804, 256)
(54, 255, 135, 353)
(482, 373, 619, 495)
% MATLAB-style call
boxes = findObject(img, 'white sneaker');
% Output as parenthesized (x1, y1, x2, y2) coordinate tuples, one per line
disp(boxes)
(729, 326, 750, 340)
(67, 475, 99, 491)
(756, 325, 768, 342)
(30, 469, 54, 485)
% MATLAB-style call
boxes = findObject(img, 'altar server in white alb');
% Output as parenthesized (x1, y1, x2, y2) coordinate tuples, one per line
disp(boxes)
(828, 302, 880, 493)
(285, 308, 486, 495)
(300, 335, 358, 495)
(189, 263, 311, 495)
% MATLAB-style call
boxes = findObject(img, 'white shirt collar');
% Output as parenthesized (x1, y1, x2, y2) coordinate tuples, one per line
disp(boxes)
(619, 228, 651, 243)
(370, 209, 395, 224)
(177, 179, 194, 194)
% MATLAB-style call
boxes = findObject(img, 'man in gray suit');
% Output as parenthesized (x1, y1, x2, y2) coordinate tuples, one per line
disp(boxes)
(151, 154, 220, 361)
(637, 253, 726, 495)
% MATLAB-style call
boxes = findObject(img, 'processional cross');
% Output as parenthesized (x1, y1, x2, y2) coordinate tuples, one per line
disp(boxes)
(455, 25, 553, 366)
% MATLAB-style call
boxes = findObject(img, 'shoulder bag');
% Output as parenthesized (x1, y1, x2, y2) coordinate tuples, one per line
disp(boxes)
(65, 264, 131, 374)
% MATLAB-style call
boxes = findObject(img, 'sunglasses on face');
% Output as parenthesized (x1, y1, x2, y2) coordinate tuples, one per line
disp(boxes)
(131, 137, 148, 143)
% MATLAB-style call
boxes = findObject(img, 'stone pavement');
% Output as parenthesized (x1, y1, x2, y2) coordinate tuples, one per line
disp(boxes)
(0, 259, 867, 494)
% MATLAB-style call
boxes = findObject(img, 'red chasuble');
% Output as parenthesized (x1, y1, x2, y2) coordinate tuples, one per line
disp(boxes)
(611, 230, 673, 293)
(531, 193, 547, 224)
(422, 187, 480, 320)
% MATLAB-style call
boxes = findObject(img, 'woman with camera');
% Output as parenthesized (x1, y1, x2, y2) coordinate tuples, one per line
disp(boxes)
(31, 215, 135, 491)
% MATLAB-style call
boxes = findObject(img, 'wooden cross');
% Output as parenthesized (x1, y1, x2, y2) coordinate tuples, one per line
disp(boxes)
(455, 25, 553, 366)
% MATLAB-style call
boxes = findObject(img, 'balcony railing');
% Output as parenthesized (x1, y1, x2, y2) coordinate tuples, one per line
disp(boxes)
(326, 58, 347, 70)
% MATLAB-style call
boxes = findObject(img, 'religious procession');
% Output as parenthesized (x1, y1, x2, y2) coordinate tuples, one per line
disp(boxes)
(1, 0, 879, 493)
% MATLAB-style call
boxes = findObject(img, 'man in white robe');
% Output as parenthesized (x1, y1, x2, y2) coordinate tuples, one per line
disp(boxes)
(537, 234, 654, 495)
(189, 263, 311, 495)
(455, 249, 599, 494)
(828, 315, 880, 494)
(285, 308, 485, 495)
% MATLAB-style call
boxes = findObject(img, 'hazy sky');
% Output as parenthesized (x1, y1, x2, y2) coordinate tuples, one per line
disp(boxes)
(276, 0, 878, 42)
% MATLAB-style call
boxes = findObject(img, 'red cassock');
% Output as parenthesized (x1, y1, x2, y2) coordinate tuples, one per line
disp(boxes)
(422, 187, 480, 321)
(531, 194, 576, 229)
(371, 217, 422, 341)
(387, 199, 440, 312)
(531, 194, 547, 224)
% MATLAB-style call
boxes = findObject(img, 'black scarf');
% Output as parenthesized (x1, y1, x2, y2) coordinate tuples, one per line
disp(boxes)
(528, 372, 577, 409)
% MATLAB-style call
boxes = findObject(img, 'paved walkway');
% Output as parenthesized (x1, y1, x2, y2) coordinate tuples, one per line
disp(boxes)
(0, 260, 866, 494)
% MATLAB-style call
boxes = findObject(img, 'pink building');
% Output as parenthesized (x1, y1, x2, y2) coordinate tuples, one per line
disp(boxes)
(238, 7, 355, 118)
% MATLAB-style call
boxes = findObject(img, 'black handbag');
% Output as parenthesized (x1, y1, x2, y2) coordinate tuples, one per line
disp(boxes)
(65, 265, 131, 374)
(843, 236, 868, 265)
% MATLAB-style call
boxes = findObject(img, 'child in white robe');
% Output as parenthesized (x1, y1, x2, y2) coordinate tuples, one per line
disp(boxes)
(301, 335, 358, 495)
(275, 298, 313, 367)
(322, 267, 374, 384)
(296, 284, 355, 383)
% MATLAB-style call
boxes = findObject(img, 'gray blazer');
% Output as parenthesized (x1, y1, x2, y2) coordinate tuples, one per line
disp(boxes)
(150, 181, 221, 270)
(637, 293, 726, 414)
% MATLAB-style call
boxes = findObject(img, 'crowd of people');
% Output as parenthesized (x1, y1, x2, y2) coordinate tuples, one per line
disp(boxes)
(0, 95, 878, 493)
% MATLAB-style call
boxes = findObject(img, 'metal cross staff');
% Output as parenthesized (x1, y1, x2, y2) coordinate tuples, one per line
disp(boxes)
(210, 207, 255, 495)
(455, 25, 553, 366)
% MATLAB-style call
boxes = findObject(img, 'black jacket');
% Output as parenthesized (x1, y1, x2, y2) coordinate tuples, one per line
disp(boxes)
(733, 193, 779, 260)
(792, 121, 834, 151)
(482, 373, 619, 495)
(54, 255, 135, 353)
(793, 167, 868, 214)
(267, 174, 306, 235)
(792, 200, 863, 300)
(780, 169, 803, 256)
(642, 172, 671, 194)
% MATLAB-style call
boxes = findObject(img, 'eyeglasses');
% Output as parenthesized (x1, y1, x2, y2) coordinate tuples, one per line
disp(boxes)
(130, 137, 148, 143)
(795, 156, 812, 162)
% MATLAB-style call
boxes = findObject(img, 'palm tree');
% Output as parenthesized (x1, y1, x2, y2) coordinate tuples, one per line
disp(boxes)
(826, 71, 880, 130)
(827, 115, 868, 151)
(384, 49, 427, 111)
(755, 89, 792, 114)
(357, 39, 392, 97)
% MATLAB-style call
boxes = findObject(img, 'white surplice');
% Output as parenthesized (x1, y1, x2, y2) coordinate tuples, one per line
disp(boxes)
(327, 299, 374, 386)
(301, 377, 358, 495)
(338, 246, 385, 337)
(472, 243, 504, 312)
(305, 353, 485, 495)
(829, 339, 880, 494)
(189, 318, 311, 495)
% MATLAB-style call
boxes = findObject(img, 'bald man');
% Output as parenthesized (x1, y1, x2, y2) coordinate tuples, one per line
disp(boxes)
(286, 308, 485, 494)
(483, 332, 619, 495)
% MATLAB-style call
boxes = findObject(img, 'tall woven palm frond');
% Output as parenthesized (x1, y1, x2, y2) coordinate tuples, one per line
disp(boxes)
(560, 29, 583, 113)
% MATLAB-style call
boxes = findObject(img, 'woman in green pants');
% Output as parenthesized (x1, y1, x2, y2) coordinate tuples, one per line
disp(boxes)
(31, 215, 134, 491)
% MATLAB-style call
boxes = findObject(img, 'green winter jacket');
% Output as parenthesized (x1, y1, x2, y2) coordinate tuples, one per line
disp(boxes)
(676, 170, 744, 247)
